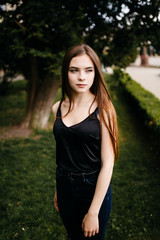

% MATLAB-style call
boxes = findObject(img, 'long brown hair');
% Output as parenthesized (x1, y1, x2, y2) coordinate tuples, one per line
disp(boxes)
(61, 44, 119, 160)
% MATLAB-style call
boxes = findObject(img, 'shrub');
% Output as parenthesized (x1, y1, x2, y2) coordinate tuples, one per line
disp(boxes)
(112, 67, 160, 154)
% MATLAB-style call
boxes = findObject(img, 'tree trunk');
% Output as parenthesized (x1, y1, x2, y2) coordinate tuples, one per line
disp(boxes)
(21, 55, 60, 129)
(140, 45, 149, 66)
(21, 55, 40, 128)
(30, 75, 60, 129)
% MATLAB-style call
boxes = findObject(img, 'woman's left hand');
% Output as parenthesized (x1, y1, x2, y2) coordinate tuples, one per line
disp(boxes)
(54, 190, 59, 212)
(82, 212, 99, 237)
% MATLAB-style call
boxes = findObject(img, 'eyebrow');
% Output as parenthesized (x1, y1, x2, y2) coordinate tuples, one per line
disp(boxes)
(69, 66, 94, 69)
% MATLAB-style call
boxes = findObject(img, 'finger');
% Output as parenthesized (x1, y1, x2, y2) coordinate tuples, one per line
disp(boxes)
(54, 201, 59, 211)
(54, 197, 59, 212)
(55, 204, 59, 212)
(81, 221, 84, 231)
(84, 231, 88, 237)
(81, 222, 83, 230)
(88, 231, 92, 238)
(55, 203, 59, 212)
(95, 227, 99, 234)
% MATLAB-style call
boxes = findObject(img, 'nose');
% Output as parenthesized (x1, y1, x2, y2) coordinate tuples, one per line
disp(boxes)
(79, 71, 85, 81)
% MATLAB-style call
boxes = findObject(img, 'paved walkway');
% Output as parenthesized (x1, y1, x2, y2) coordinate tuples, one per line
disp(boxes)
(125, 56, 160, 99)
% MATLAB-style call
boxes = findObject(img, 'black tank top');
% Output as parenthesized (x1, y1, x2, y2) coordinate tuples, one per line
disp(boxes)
(53, 102, 101, 173)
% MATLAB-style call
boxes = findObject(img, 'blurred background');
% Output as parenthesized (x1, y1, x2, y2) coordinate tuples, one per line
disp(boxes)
(0, 1, 160, 240)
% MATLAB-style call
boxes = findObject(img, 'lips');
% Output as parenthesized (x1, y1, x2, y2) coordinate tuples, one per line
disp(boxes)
(77, 84, 87, 88)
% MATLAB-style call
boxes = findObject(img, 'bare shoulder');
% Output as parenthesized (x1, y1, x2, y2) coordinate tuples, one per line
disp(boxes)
(52, 101, 61, 118)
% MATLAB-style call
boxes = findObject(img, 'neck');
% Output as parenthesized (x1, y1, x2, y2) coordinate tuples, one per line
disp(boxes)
(71, 91, 95, 106)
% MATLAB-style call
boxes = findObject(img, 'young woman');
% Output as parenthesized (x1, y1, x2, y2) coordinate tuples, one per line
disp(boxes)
(52, 44, 118, 240)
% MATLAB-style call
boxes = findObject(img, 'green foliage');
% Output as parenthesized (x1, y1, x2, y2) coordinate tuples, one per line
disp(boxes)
(104, 29, 138, 68)
(1, 0, 160, 81)
(112, 67, 160, 157)
(0, 79, 11, 95)
(0, 0, 86, 81)
(112, 68, 160, 129)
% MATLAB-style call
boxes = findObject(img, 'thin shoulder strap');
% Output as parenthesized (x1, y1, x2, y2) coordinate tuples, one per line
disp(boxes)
(95, 107, 99, 116)
(91, 107, 99, 119)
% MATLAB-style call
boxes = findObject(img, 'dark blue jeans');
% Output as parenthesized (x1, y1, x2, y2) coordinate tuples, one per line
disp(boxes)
(56, 166, 112, 240)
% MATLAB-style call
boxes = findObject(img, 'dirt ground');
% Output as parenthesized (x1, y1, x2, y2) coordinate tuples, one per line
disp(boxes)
(0, 125, 32, 140)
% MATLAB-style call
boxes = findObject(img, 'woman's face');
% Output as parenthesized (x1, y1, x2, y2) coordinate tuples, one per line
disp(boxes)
(68, 54, 95, 94)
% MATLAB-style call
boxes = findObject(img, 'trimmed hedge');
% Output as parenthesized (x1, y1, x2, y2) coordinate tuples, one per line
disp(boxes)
(112, 68, 160, 152)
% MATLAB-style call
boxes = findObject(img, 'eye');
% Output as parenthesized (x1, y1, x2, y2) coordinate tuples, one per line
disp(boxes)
(86, 69, 93, 73)
(69, 69, 78, 73)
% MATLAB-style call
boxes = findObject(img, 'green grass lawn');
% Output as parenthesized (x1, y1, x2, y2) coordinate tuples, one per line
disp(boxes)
(0, 77, 160, 240)
(0, 81, 27, 126)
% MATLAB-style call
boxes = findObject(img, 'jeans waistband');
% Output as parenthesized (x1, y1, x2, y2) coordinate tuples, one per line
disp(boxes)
(56, 166, 100, 180)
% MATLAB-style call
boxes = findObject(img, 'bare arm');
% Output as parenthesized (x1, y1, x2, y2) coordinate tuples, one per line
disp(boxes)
(52, 101, 60, 212)
(82, 114, 114, 237)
